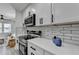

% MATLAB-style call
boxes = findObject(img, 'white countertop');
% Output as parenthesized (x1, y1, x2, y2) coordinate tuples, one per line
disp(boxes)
(28, 38, 79, 55)
(17, 34, 40, 37)
(17, 34, 27, 37)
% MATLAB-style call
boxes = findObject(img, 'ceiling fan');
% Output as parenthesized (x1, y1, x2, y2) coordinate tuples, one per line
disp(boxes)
(0, 15, 15, 22)
(0, 15, 10, 21)
(0, 15, 4, 19)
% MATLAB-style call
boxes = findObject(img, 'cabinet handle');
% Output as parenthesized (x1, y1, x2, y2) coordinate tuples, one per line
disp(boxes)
(31, 52, 35, 55)
(30, 46, 36, 51)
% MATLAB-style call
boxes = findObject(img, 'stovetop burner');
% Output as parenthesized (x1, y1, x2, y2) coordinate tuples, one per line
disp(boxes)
(19, 30, 42, 55)
(19, 34, 38, 40)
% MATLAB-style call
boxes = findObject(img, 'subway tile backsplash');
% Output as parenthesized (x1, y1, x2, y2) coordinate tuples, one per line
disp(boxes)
(25, 24, 79, 46)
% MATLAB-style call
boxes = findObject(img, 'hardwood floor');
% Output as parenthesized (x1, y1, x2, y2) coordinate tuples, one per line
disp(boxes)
(0, 44, 19, 55)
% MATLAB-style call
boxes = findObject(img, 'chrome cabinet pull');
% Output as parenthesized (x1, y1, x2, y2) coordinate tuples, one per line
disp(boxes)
(31, 52, 35, 55)
(30, 46, 36, 51)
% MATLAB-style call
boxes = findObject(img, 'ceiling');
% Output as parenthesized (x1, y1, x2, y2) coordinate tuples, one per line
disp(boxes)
(10, 3, 29, 12)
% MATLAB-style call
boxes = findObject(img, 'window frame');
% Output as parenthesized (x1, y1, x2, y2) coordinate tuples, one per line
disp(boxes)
(0, 23, 2, 33)
(4, 23, 11, 33)
(0, 22, 12, 34)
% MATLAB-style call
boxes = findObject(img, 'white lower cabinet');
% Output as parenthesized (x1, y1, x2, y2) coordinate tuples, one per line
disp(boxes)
(44, 51, 54, 55)
(28, 42, 43, 55)
(28, 42, 54, 55)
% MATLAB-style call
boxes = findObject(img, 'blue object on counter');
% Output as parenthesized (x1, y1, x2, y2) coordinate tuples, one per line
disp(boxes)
(53, 36, 62, 47)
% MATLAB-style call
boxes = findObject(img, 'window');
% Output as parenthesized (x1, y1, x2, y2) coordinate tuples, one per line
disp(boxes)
(4, 23, 11, 33)
(0, 23, 11, 33)
(0, 23, 2, 33)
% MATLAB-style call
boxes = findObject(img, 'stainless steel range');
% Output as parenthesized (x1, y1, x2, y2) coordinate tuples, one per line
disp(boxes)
(18, 30, 42, 55)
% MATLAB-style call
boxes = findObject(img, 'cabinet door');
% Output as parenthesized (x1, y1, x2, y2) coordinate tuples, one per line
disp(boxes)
(35, 3, 52, 26)
(28, 42, 34, 55)
(54, 3, 79, 24)
(44, 51, 54, 55)
(28, 42, 43, 55)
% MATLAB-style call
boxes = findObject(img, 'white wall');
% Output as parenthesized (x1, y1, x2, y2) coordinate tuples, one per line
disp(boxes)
(23, 3, 35, 19)
(0, 3, 16, 19)
(13, 11, 24, 49)
(15, 11, 23, 27)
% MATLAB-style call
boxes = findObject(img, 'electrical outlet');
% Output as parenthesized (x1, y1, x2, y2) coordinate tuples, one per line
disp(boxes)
(47, 31, 51, 37)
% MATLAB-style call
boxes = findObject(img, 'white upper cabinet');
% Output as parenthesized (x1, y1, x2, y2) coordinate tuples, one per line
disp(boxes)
(35, 3, 51, 26)
(0, 3, 16, 19)
(23, 3, 52, 26)
(53, 3, 79, 24)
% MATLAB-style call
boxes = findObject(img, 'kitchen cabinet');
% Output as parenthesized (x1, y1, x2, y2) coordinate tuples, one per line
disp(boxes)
(28, 38, 79, 55)
(0, 3, 16, 19)
(28, 42, 44, 55)
(23, 3, 52, 26)
(35, 3, 52, 26)
(28, 41, 54, 55)
(44, 51, 53, 55)
(53, 3, 79, 24)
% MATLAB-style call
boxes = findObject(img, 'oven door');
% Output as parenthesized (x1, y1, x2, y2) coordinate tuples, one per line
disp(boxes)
(19, 42, 27, 55)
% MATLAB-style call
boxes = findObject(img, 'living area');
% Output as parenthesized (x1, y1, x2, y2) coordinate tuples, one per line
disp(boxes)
(0, 21, 18, 55)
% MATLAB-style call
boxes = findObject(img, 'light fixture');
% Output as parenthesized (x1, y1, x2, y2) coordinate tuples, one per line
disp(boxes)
(0, 15, 4, 19)
(0, 15, 4, 21)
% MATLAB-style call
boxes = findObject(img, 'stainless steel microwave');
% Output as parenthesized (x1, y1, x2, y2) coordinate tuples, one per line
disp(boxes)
(24, 14, 36, 27)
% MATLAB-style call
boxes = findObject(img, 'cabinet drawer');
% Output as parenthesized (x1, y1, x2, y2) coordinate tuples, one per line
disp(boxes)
(28, 42, 43, 55)
(29, 50, 36, 55)
(44, 51, 54, 55)
(28, 46, 35, 55)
